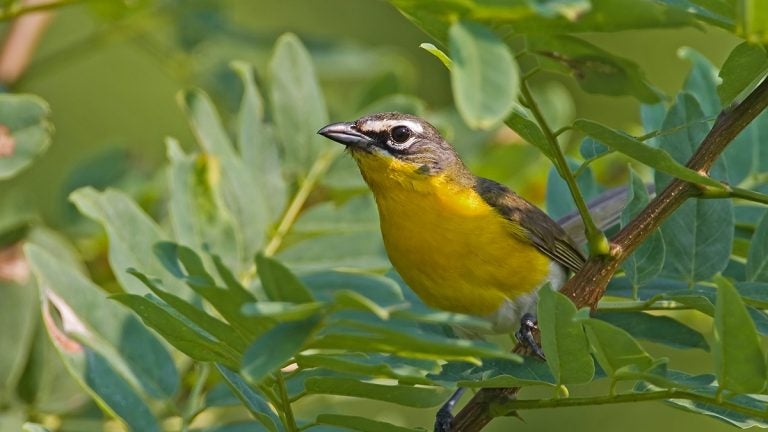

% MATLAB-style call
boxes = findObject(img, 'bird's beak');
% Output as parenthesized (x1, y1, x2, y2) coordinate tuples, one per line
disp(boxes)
(317, 122, 374, 149)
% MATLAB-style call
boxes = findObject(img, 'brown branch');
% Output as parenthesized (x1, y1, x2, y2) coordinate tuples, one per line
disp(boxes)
(451, 75, 768, 431)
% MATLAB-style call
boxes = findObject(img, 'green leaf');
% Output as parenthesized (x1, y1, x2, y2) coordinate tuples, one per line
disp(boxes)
(538, 288, 594, 385)
(655, 0, 734, 28)
(579, 136, 609, 160)
(529, 35, 662, 103)
(0, 94, 52, 180)
(242, 301, 326, 322)
(636, 370, 768, 428)
(620, 168, 665, 287)
(70, 187, 187, 297)
(166, 140, 242, 272)
(277, 231, 390, 272)
(546, 157, 598, 219)
(216, 365, 282, 432)
(449, 20, 518, 129)
(724, 109, 768, 185)
(231, 61, 287, 220)
(83, 349, 160, 432)
(269, 33, 330, 174)
(296, 353, 438, 385)
(152, 243, 265, 339)
(316, 414, 422, 432)
(718, 42, 768, 106)
(0, 280, 36, 404)
(573, 119, 722, 189)
(583, 318, 655, 376)
(391, 0, 695, 43)
(256, 254, 314, 303)
(111, 293, 241, 369)
(180, 89, 269, 261)
(640, 102, 666, 147)
(428, 357, 555, 388)
(26, 244, 179, 400)
(747, 211, 768, 282)
(313, 317, 515, 364)
(302, 271, 405, 307)
(128, 269, 247, 352)
(593, 311, 709, 351)
(420, 42, 453, 69)
(655, 94, 733, 284)
(505, 105, 552, 162)
(714, 276, 767, 394)
(679, 47, 720, 116)
(736, 0, 768, 44)
(242, 318, 320, 384)
(304, 377, 450, 408)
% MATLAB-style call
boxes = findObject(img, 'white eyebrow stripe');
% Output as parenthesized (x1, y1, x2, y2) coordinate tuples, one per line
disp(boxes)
(361, 119, 424, 134)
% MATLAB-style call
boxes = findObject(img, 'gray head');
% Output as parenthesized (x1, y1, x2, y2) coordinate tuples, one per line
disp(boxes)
(317, 112, 463, 174)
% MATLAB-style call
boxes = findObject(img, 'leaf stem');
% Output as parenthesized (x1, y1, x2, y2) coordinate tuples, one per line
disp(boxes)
(181, 363, 210, 431)
(702, 185, 768, 205)
(519, 81, 609, 256)
(491, 389, 768, 420)
(595, 299, 694, 312)
(275, 370, 299, 432)
(263, 148, 340, 257)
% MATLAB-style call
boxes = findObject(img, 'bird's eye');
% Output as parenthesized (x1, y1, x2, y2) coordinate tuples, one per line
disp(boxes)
(390, 125, 412, 144)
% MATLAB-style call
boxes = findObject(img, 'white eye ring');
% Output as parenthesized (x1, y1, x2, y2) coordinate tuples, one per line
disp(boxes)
(390, 125, 413, 148)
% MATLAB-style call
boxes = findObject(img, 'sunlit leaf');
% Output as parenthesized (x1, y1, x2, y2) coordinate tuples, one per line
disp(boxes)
(70, 187, 188, 297)
(449, 20, 518, 129)
(593, 311, 708, 351)
(538, 287, 594, 385)
(256, 254, 314, 303)
(713, 276, 766, 394)
(736, 0, 768, 44)
(304, 377, 450, 408)
(530, 35, 662, 103)
(242, 317, 320, 384)
(216, 365, 282, 432)
(269, 33, 331, 174)
(231, 61, 287, 220)
(583, 319, 655, 376)
(180, 89, 269, 262)
(718, 42, 768, 105)
(573, 119, 722, 189)
(0, 94, 52, 180)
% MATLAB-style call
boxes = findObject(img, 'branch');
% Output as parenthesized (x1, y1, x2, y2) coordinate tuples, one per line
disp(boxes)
(451, 75, 768, 431)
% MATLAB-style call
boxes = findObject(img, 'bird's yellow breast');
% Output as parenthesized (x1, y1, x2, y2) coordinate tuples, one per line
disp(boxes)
(353, 151, 551, 316)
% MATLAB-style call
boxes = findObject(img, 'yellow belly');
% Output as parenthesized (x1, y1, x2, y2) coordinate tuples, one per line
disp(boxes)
(353, 152, 551, 316)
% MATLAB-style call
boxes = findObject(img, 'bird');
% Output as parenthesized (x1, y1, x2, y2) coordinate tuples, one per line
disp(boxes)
(317, 112, 586, 430)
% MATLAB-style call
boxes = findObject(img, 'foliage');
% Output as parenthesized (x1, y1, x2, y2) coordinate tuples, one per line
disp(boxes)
(0, 0, 767, 431)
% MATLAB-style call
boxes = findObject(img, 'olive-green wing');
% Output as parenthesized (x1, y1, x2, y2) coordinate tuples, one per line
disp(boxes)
(474, 177, 586, 273)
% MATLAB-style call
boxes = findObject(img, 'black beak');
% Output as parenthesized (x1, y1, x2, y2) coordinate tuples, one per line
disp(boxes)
(317, 122, 374, 148)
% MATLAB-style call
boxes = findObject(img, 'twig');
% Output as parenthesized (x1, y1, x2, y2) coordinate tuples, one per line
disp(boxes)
(520, 82, 609, 256)
(451, 75, 768, 431)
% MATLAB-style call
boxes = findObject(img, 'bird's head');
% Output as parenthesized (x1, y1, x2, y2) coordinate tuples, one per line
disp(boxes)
(317, 112, 464, 179)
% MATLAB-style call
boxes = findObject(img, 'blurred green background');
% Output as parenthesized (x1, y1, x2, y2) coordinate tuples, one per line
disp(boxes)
(0, 1, 749, 430)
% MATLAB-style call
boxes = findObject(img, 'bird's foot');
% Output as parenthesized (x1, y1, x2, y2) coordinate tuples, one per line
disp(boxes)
(516, 313, 545, 360)
(434, 387, 465, 432)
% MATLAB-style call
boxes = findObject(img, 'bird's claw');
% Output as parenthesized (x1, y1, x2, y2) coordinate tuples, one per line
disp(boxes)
(516, 313, 545, 360)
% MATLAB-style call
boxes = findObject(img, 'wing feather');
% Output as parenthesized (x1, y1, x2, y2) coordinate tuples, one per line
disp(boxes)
(474, 177, 586, 273)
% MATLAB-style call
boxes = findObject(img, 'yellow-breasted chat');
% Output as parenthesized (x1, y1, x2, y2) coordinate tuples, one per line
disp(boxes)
(317, 112, 586, 430)
(318, 112, 584, 328)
